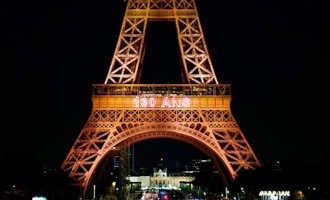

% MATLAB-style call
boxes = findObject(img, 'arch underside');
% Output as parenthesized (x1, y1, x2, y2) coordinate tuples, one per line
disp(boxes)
(122, 130, 231, 186)
(61, 108, 260, 190)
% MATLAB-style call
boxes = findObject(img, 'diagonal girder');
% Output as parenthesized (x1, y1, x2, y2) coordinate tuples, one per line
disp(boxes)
(106, 17, 147, 83)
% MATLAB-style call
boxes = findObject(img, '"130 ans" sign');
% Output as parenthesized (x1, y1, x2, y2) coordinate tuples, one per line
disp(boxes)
(133, 96, 191, 108)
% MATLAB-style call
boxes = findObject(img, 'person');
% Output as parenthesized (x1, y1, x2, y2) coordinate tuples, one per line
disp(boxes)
(294, 190, 306, 200)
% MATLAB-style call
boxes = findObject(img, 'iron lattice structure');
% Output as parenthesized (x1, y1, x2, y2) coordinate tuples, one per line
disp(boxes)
(105, 0, 218, 84)
(61, 0, 260, 192)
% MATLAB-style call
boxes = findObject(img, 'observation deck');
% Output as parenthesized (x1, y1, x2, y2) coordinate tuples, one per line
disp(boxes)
(91, 84, 232, 109)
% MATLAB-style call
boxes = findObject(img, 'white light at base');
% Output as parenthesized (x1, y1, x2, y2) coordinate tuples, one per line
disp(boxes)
(32, 197, 47, 200)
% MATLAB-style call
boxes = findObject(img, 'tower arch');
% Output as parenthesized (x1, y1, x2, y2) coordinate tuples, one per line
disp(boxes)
(83, 126, 232, 191)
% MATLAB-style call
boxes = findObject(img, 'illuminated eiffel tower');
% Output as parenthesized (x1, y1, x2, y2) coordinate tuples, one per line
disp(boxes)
(61, 0, 260, 194)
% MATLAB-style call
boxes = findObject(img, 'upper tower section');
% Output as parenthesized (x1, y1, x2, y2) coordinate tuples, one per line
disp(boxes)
(104, 0, 219, 84)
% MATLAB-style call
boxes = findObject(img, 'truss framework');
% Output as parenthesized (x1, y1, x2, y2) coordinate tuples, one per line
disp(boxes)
(105, 0, 218, 84)
(62, 0, 261, 192)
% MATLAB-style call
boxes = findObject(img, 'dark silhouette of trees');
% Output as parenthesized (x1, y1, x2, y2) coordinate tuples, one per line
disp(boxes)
(230, 158, 330, 200)
(0, 151, 43, 199)
(0, 151, 79, 200)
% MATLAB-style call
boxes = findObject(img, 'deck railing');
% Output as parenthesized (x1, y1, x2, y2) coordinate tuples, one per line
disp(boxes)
(92, 84, 231, 96)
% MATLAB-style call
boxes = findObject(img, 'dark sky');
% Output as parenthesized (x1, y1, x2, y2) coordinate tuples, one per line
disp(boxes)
(1, 0, 329, 169)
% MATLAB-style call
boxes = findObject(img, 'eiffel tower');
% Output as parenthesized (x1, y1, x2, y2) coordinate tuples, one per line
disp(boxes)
(61, 0, 260, 194)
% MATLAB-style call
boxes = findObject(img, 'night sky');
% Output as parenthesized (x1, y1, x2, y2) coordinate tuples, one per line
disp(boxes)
(1, 0, 329, 170)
